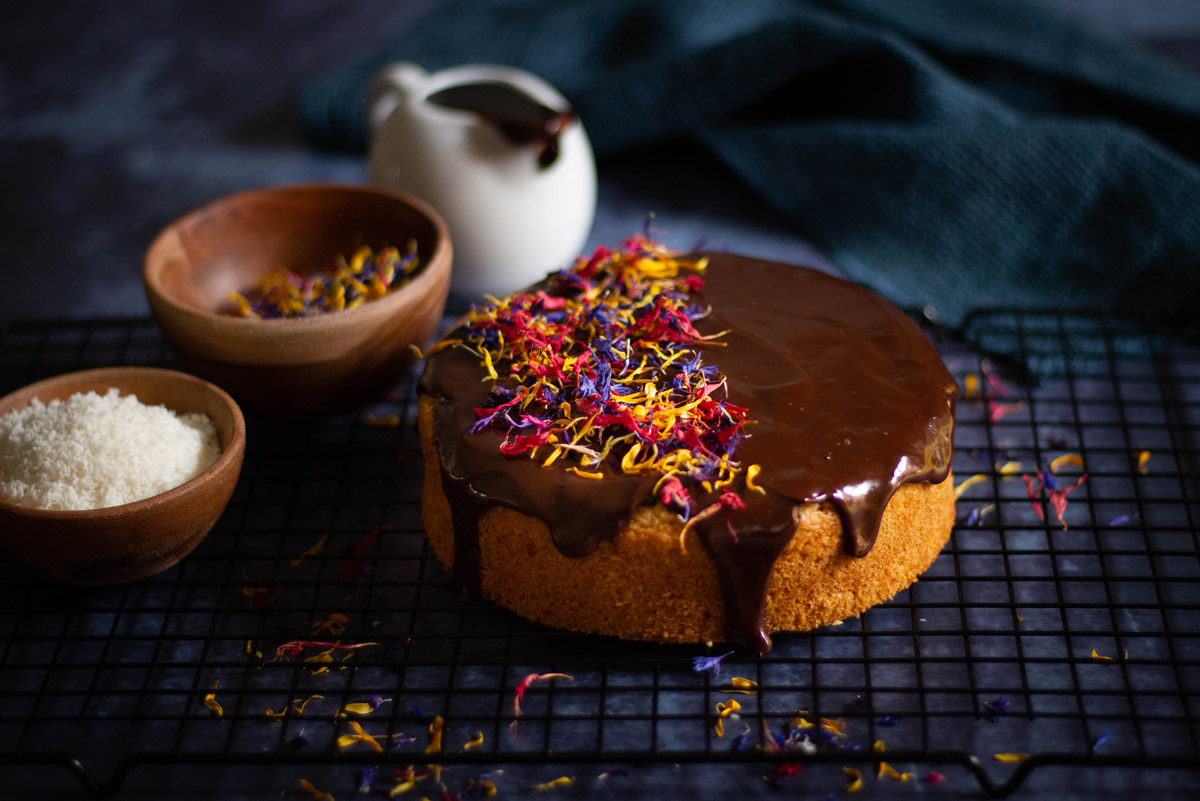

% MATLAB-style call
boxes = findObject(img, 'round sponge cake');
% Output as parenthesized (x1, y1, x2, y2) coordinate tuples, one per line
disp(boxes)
(418, 242, 957, 650)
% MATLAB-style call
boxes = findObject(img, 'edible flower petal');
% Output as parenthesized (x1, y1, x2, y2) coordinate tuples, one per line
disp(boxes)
(300, 778, 336, 800)
(512, 673, 573, 719)
(203, 681, 223, 719)
(530, 777, 575, 792)
(691, 651, 733, 677)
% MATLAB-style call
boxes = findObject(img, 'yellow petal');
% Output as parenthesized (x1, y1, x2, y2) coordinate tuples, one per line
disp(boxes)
(299, 778, 335, 800)
(954, 473, 988, 498)
(530, 777, 575, 792)
(1050, 453, 1085, 473)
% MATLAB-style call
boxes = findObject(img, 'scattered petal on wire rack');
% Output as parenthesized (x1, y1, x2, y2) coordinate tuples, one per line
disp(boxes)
(291, 533, 331, 567)
(842, 767, 864, 793)
(529, 776, 574, 792)
(691, 651, 734, 677)
(273, 640, 380, 663)
(1022, 469, 1088, 529)
(511, 673, 574, 721)
(338, 696, 389, 717)
(463, 777, 498, 798)
(425, 715, 445, 755)
(1049, 453, 1084, 473)
(988, 401, 1024, 422)
(300, 778, 336, 800)
(337, 720, 384, 753)
(203, 681, 223, 719)
(964, 503, 996, 526)
(983, 696, 1009, 723)
(955, 473, 988, 498)
(877, 761, 914, 782)
(363, 411, 401, 428)
(720, 677, 758, 694)
(265, 694, 324, 719)
(355, 766, 378, 795)
(311, 613, 349, 636)
(996, 460, 1023, 476)
(1090, 730, 1112, 752)
(922, 772, 945, 783)
(1135, 449, 1152, 474)
(713, 699, 741, 737)
(763, 761, 804, 787)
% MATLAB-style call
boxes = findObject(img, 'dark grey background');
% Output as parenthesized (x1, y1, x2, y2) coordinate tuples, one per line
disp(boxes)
(2, 0, 1199, 327)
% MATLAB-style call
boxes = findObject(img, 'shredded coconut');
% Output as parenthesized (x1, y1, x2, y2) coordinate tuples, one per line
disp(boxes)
(0, 388, 221, 511)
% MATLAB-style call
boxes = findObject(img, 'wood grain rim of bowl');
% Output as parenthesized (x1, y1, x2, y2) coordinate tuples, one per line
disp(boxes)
(141, 183, 453, 365)
(0, 366, 247, 585)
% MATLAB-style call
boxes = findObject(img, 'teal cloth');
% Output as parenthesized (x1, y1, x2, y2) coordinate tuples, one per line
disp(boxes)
(300, 0, 1200, 327)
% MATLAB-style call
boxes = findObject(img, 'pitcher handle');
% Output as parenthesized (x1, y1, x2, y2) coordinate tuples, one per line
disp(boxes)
(368, 62, 428, 135)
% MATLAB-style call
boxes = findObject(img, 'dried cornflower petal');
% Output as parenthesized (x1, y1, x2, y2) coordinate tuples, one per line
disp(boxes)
(1090, 730, 1112, 752)
(691, 651, 734, 677)
(983, 696, 1009, 723)
(355, 767, 378, 795)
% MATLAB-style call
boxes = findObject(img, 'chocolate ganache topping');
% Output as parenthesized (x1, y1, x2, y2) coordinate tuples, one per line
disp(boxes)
(419, 249, 957, 651)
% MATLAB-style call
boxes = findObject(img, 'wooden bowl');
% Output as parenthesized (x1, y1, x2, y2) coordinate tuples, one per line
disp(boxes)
(0, 367, 246, 585)
(143, 184, 452, 418)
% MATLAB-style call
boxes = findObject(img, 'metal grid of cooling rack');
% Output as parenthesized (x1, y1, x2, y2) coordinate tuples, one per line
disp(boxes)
(0, 312, 1197, 799)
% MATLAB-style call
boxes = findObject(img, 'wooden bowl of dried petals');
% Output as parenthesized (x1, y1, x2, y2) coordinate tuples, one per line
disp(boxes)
(143, 184, 452, 418)
(0, 367, 245, 585)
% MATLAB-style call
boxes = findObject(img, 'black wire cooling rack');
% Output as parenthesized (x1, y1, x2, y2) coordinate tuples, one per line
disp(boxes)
(0, 311, 1197, 800)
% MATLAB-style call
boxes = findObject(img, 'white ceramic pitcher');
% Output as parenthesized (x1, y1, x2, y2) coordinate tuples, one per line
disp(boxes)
(368, 62, 597, 299)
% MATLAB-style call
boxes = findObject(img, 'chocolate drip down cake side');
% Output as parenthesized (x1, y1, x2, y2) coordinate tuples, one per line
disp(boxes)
(418, 238, 958, 651)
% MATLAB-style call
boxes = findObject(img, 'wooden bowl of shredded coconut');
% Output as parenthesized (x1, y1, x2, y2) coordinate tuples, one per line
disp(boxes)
(0, 367, 245, 584)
